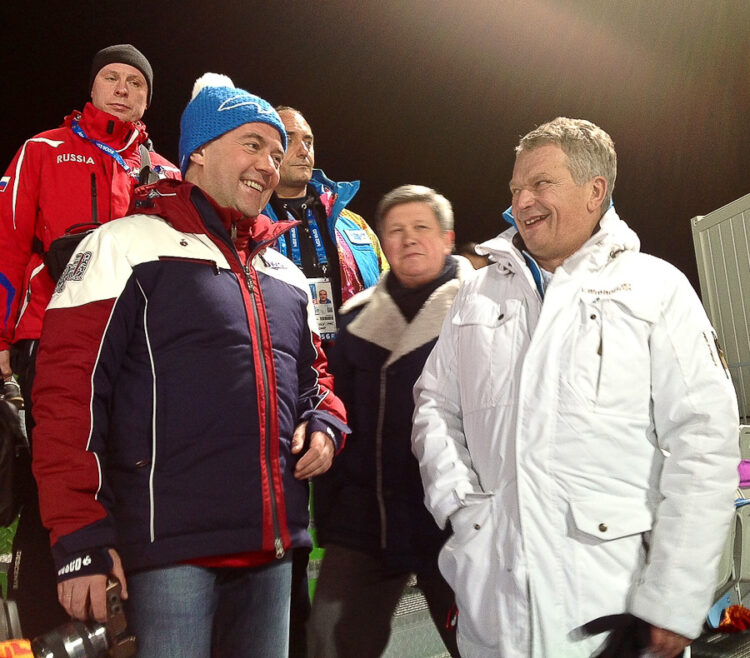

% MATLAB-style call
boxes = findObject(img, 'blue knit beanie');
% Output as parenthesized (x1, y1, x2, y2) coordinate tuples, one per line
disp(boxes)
(179, 73, 287, 176)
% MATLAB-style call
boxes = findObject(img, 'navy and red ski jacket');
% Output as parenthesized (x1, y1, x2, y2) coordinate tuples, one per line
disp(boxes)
(31, 179, 348, 578)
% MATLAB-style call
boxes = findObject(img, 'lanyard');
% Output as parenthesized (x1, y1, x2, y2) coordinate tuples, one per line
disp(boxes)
(71, 119, 131, 173)
(277, 205, 328, 270)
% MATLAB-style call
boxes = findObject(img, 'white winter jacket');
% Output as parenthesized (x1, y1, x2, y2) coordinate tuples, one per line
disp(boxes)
(412, 208, 739, 657)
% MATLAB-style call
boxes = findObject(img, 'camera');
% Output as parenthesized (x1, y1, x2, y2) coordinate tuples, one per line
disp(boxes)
(0, 579, 136, 657)
(2, 379, 24, 410)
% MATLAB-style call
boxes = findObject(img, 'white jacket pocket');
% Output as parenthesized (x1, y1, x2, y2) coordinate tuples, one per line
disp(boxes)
(439, 494, 500, 648)
(569, 494, 653, 540)
(452, 299, 525, 413)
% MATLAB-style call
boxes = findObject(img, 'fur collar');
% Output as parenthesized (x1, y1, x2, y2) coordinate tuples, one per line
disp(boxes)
(344, 256, 474, 366)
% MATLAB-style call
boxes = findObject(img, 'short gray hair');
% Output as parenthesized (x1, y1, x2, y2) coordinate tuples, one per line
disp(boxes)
(375, 185, 454, 234)
(516, 117, 617, 214)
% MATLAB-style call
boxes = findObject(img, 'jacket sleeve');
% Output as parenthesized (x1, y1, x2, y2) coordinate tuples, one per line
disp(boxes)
(148, 150, 182, 181)
(411, 286, 486, 529)
(0, 140, 45, 350)
(296, 292, 349, 451)
(31, 223, 138, 579)
(327, 312, 356, 431)
(347, 210, 389, 274)
(629, 268, 739, 638)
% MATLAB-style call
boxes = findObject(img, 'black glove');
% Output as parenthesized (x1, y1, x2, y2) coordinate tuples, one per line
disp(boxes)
(584, 613, 651, 658)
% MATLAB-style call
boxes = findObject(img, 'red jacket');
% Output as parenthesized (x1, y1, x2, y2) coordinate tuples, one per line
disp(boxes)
(0, 102, 180, 350)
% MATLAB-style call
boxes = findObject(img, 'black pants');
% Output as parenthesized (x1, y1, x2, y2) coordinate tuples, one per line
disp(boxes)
(289, 547, 312, 658)
(309, 544, 459, 658)
(8, 340, 68, 637)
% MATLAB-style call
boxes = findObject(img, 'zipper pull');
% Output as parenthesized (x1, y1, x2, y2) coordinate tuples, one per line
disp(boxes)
(231, 222, 237, 241)
(242, 265, 254, 291)
(90, 173, 98, 224)
(274, 537, 285, 559)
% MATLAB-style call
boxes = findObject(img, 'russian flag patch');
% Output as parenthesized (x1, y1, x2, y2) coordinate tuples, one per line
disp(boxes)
(0, 176, 9, 192)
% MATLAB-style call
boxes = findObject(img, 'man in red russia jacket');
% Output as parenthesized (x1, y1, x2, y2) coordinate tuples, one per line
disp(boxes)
(0, 44, 179, 636)
(0, 43, 179, 419)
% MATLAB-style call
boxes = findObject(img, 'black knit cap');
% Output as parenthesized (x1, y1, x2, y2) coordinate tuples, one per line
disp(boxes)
(90, 44, 153, 105)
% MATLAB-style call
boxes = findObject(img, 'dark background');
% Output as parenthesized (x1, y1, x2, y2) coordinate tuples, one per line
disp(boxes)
(2, 1, 748, 290)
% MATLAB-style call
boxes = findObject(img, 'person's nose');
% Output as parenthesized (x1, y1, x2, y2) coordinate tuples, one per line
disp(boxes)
(114, 78, 128, 97)
(256, 151, 277, 175)
(403, 229, 417, 246)
(515, 188, 535, 209)
(295, 142, 311, 161)
(115, 78, 128, 96)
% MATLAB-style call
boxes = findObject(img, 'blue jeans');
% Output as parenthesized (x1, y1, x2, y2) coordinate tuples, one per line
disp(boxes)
(125, 559, 292, 658)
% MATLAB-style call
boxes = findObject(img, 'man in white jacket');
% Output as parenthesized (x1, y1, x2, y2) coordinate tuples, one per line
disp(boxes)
(411, 117, 739, 658)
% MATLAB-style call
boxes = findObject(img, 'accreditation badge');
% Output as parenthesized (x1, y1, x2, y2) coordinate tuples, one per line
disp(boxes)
(309, 277, 337, 341)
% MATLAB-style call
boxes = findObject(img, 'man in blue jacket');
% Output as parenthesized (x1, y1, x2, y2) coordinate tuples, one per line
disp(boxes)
(264, 107, 387, 342)
(264, 106, 387, 655)
(32, 74, 347, 657)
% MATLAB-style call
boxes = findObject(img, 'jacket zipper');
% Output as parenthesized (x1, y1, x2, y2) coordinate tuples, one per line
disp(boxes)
(215, 214, 300, 559)
(90, 173, 98, 223)
(375, 366, 388, 549)
(188, 194, 300, 559)
(241, 257, 284, 558)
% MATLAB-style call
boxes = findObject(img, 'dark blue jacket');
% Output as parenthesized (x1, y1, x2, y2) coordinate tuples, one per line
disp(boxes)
(314, 258, 472, 573)
(32, 180, 348, 578)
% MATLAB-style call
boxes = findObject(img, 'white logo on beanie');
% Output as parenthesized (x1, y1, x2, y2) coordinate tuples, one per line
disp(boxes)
(218, 95, 278, 115)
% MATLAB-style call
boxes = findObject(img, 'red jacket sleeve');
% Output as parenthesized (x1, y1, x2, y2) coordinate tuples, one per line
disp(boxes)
(0, 139, 47, 349)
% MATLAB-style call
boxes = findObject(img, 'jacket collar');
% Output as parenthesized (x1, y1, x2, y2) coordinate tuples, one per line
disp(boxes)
(64, 102, 148, 152)
(264, 168, 360, 224)
(343, 255, 474, 365)
(310, 168, 359, 209)
(129, 179, 297, 251)
(309, 168, 359, 220)
(479, 207, 640, 280)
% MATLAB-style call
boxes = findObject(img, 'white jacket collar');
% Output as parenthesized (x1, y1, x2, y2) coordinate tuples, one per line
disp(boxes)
(478, 207, 640, 276)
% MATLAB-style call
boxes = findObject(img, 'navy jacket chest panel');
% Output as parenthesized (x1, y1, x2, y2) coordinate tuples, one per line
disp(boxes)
(339, 332, 436, 433)
(256, 270, 311, 439)
(132, 259, 251, 352)
(257, 270, 310, 356)
(330, 330, 384, 433)
(381, 344, 437, 432)
(117, 261, 260, 440)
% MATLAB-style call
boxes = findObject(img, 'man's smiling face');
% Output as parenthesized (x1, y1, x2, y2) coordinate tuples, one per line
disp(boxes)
(510, 144, 604, 271)
(190, 123, 284, 218)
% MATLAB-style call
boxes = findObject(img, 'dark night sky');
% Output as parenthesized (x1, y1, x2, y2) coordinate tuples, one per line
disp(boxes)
(2, 1, 749, 290)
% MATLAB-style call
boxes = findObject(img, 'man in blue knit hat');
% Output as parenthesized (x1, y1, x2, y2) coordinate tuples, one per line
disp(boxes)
(31, 73, 348, 657)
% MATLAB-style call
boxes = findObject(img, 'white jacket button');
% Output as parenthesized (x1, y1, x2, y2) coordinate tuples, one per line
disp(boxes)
(598, 523, 608, 532)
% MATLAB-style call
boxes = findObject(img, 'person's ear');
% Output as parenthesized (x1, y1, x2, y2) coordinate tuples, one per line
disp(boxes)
(443, 230, 455, 254)
(190, 147, 206, 167)
(587, 176, 607, 213)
